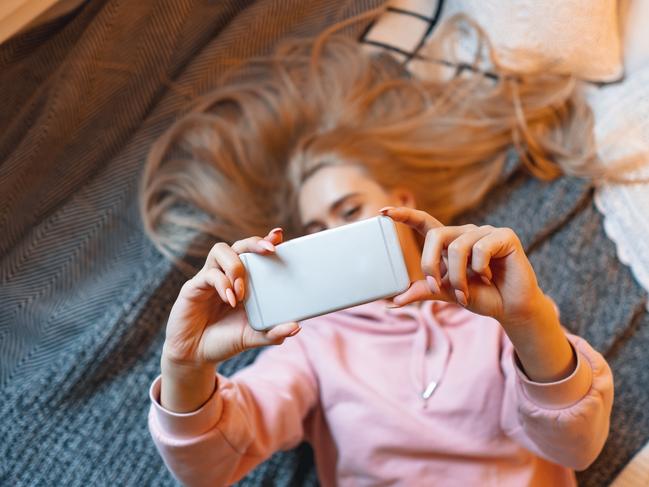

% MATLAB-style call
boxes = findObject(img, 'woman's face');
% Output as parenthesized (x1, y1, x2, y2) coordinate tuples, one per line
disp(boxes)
(298, 164, 414, 234)
(297, 163, 423, 284)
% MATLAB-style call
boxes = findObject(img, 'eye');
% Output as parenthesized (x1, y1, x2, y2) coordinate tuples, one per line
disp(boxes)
(341, 205, 361, 221)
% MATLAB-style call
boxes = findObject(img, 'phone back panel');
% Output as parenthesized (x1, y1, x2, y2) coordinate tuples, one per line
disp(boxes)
(240, 216, 410, 330)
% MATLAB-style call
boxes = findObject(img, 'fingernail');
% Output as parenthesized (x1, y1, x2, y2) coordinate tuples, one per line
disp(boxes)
(426, 275, 440, 294)
(454, 289, 468, 306)
(378, 206, 395, 214)
(288, 326, 301, 337)
(480, 275, 491, 286)
(234, 277, 245, 300)
(270, 227, 283, 235)
(484, 267, 493, 281)
(226, 288, 237, 308)
(259, 240, 275, 252)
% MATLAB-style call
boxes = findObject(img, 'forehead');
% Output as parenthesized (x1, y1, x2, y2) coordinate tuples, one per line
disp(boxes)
(297, 164, 381, 223)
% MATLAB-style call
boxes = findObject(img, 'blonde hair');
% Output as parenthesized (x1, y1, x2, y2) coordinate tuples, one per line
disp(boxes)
(140, 12, 605, 277)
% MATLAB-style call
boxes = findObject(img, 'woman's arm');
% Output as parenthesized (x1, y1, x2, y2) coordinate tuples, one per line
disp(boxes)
(149, 336, 318, 487)
(498, 289, 576, 383)
(379, 206, 614, 468)
(149, 227, 314, 486)
(499, 330, 614, 470)
(381, 206, 595, 383)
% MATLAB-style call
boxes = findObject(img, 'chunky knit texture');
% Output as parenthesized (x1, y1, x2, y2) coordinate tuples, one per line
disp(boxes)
(0, 1, 647, 485)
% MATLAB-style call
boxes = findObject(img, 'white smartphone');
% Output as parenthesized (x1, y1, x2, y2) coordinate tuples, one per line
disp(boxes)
(239, 215, 410, 331)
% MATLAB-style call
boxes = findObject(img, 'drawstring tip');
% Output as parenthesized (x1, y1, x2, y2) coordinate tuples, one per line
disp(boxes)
(422, 381, 438, 399)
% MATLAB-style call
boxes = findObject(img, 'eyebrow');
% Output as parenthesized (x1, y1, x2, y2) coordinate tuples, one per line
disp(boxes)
(304, 192, 360, 231)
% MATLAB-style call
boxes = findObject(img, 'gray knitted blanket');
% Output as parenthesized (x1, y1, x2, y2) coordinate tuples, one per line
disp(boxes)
(1, 1, 646, 485)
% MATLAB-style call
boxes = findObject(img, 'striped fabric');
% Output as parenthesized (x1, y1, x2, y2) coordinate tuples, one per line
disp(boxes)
(0, 1, 383, 485)
(0, 1, 648, 486)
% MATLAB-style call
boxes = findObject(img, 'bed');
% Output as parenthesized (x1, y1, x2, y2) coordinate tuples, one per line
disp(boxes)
(1, 1, 647, 485)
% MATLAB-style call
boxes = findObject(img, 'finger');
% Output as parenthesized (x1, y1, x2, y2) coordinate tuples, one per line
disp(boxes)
(242, 321, 301, 348)
(265, 321, 301, 341)
(379, 206, 443, 235)
(391, 279, 455, 307)
(446, 226, 492, 297)
(225, 234, 283, 301)
(471, 227, 521, 279)
(421, 224, 478, 289)
(182, 267, 233, 306)
(230, 231, 282, 300)
(208, 243, 247, 301)
(264, 227, 284, 246)
(471, 237, 493, 282)
(230, 235, 276, 255)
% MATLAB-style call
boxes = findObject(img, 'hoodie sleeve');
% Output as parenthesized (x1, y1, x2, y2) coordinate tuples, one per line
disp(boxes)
(500, 330, 614, 471)
(148, 336, 318, 487)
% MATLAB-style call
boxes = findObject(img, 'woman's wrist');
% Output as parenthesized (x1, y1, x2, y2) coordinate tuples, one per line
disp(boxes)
(501, 290, 577, 383)
(160, 350, 217, 413)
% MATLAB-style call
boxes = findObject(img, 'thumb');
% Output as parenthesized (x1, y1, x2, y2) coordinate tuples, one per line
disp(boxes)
(264, 321, 301, 341)
(242, 321, 301, 349)
(391, 279, 455, 307)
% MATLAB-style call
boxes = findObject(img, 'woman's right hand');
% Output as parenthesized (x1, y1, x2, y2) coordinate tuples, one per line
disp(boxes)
(159, 227, 301, 413)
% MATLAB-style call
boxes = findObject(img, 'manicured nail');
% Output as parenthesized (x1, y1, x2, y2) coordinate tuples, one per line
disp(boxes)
(426, 275, 440, 294)
(288, 326, 302, 337)
(270, 227, 283, 235)
(234, 277, 245, 301)
(226, 288, 237, 308)
(259, 240, 275, 252)
(480, 275, 491, 286)
(378, 206, 394, 214)
(454, 289, 468, 306)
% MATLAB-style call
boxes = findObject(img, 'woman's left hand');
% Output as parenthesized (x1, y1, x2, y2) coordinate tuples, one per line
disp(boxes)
(380, 206, 578, 383)
(380, 206, 544, 327)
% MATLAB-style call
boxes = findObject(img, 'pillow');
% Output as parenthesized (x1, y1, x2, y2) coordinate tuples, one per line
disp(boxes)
(586, 65, 649, 304)
(362, 0, 624, 83)
(619, 0, 649, 76)
(441, 0, 623, 82)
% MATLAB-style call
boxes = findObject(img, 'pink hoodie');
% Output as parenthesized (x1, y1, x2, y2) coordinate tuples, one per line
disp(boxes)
(148, 299, 613, 486)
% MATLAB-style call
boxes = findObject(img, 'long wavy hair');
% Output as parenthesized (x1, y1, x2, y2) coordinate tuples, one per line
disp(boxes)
(140, 11, 606, 277)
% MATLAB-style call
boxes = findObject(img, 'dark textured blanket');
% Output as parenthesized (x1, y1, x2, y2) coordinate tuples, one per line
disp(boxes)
(1, 1, 647, 485)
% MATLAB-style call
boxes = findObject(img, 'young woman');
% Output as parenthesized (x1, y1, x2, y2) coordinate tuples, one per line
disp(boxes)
(140, 15, 613, 487)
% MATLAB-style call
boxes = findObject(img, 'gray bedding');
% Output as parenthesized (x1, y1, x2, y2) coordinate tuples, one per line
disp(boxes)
(1, 1, 646, 485)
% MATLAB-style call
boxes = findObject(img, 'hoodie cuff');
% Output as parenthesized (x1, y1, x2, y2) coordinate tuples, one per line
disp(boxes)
(149, 374, 223, 438)
(513, 337, 593, 410)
